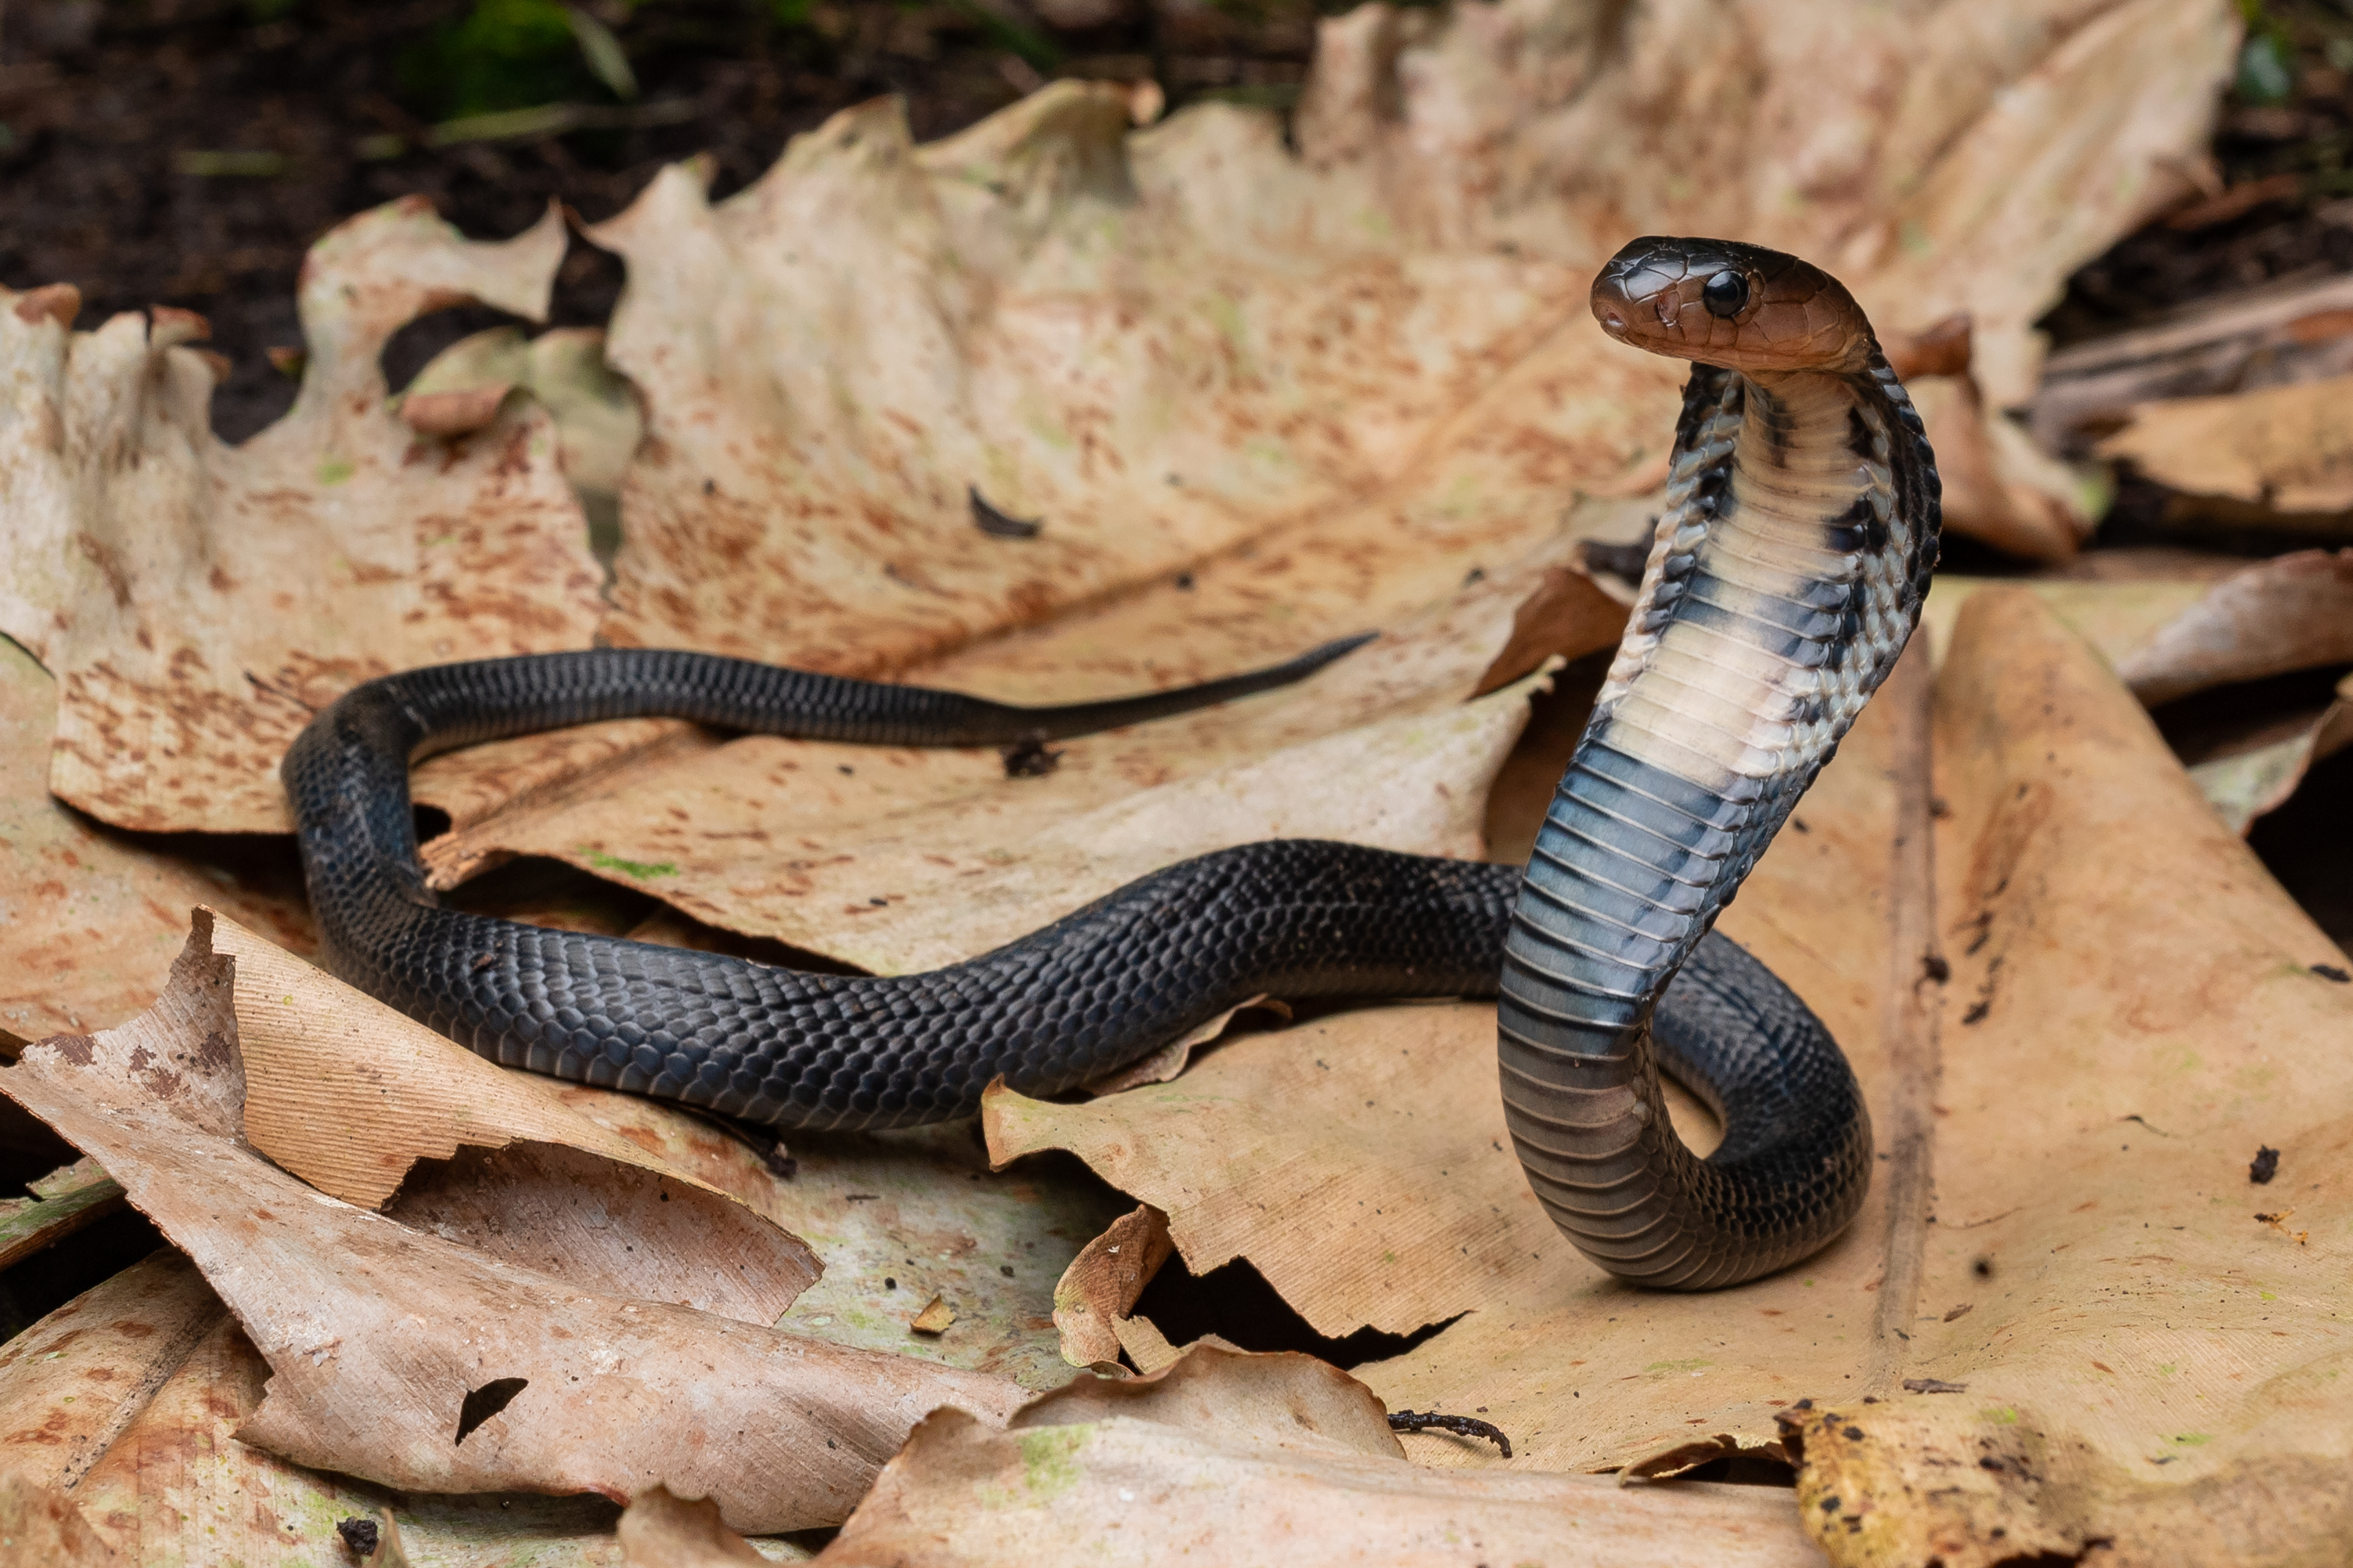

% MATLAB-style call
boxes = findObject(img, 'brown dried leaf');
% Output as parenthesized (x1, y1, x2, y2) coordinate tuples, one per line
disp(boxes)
(0, 915, 1026, 1532)
(2098, 373, 2353, 524)
(539, 1085, 1127, 1393)
(0, 1250, 226, 1494)
(403, 324, 643, 506)
(209, 912, 817, 1325)
(815, 1344, 1821, 1567)
(0, 1255, 663, 1567)
(0, 1473, 117, 1567)
(616, 1487, 769, 1567)
(1784, 1394, 2353, 1567)
(0, 639, 316, 1046)
(0, 197, 604, 835)
(0, 1155, 123, 1271)
(1051, 1205, 1173, 1369)
(578, 1, 2224, 687)
(2115, 548, 2353, 705)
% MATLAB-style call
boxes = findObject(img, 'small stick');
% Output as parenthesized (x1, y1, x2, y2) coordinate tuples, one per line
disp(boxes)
(1387, 1408, 1513, 1459)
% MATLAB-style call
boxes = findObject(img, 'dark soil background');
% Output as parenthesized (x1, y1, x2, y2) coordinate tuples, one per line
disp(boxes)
(0, 0, 1331, 440)
(6, 0, 2353, 444)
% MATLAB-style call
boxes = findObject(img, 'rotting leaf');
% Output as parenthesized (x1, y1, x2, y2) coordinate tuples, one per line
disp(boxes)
(813, 1344, 1822, 1567)
(0, 914, 1026, 1532)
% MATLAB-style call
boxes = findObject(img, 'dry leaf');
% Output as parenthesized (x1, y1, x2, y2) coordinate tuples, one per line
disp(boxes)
(0, 914, 1026, 1532)
(616, 1487, 770, 1567)
(209, 912, 818, 1325)
(2114, 548, 2353, 706)
(1050, 1205, 1174, 1369)
(402, 323, 643, 518)
(1783, 1393, 2353, 1567)
(0, 1473, 116, 1567)
(0, 639, 315, 1046)
(1919, 577, 2211, 672)
(0, 197, 604, 835)
(540, 1086, 1129, 1393)
(911, 1296, 956, 1335)
(580, 0, 2226, 669)
(0, 1155, 123, 1271)
(1906, 374, 2094, 561)
(815, 1344, 1821, 1567)
(2098, 374, 2353, 527)
(0, 1254, 668, 1567)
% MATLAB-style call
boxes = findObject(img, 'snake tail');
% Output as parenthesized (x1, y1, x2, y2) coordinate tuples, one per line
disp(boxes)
(1495, 237, 1941, 1289)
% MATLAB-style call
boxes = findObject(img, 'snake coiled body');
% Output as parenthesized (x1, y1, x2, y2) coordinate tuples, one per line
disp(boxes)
(286, 237, 1936, 1289)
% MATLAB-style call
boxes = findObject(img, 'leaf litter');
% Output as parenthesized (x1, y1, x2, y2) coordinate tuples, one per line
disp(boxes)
(6, 0, 2353, 1562)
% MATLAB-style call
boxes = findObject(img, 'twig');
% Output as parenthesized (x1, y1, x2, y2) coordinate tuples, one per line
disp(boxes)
(1866, 641, 1941, 1394)
(1387, 1409, 1513, 1459)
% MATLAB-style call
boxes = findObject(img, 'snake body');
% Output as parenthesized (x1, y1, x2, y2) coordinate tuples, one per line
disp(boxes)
(286, 237, 1936, 1289)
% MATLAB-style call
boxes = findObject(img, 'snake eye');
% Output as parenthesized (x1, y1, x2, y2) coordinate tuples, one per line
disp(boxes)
(1701, 271, 1749, 319)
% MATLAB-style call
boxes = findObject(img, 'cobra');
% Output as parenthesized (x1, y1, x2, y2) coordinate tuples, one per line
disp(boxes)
(284, 236, 1937, 1291)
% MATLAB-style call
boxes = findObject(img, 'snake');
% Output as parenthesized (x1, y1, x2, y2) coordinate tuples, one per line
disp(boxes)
(286, 236, 1938, 1291)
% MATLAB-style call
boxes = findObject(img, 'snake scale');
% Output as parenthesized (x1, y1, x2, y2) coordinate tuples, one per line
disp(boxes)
(287, 237, 1939, 1289)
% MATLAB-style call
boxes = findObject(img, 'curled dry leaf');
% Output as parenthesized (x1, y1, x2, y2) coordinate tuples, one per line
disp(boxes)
(2115, 548, 2353, 706)
(615, 1486, 770, 1567)
(209, 912, 818, 1325)
(815, 1344, 1819, 1567)
(0, 197, 604, 835)
(1051, 1204, 1174, 1370)
(0, 914, 1025, 1532)
(2111, 549, 2353, 833)
(0, 640, 315, 1046)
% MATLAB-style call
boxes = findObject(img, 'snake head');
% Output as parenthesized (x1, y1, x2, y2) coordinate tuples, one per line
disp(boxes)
(1591, 237, 1875, 376)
